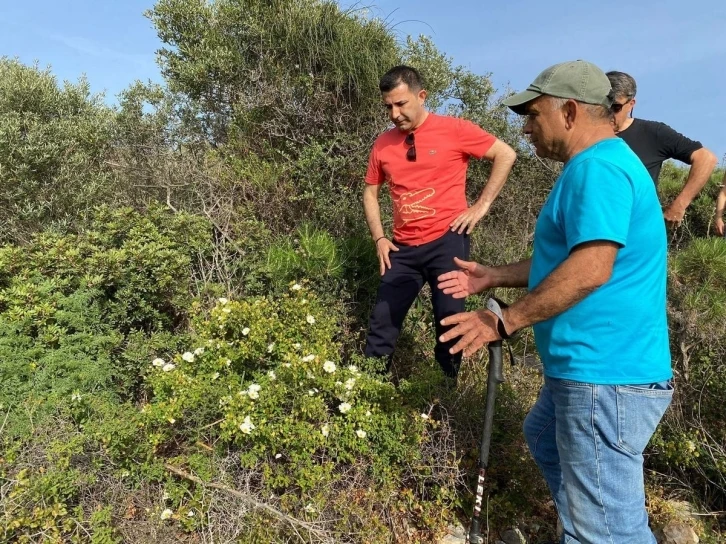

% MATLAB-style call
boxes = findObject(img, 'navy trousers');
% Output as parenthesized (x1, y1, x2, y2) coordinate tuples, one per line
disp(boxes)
(364, 230, 470, 377)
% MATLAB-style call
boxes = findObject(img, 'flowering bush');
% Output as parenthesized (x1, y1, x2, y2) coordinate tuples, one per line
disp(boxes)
(144, 284, 429, 491)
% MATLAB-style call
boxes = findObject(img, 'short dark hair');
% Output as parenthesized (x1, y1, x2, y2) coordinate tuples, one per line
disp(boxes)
(379, 65, 424, 93)
(606, 71, 637, 100)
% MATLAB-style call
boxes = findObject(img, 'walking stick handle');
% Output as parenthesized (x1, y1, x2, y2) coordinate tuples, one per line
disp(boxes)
(488, 340, 504, 384)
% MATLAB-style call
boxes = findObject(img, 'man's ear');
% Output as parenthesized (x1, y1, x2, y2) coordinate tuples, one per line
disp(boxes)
(418, 89, 427, 105)
(564, 99, 578, 129)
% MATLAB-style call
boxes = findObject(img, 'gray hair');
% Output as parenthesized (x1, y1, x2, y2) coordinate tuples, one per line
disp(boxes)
(606, 71, 637, 100)
(547, 96, 612, 121)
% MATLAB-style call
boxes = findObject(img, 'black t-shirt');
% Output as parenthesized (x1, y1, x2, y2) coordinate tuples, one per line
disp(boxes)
(616, 118, 703, 184)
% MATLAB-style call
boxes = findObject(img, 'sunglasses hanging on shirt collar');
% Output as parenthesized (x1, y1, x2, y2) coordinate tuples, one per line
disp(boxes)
(405, 132, 416, 162)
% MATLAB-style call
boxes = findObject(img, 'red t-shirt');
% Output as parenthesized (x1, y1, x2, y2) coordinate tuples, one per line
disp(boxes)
(365, 113, 496, 245)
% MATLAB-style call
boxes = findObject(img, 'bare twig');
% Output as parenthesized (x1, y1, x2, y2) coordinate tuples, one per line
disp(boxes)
(164, 464, 336, 543)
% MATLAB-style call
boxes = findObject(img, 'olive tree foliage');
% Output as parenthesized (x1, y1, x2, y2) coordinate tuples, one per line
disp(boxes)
(146, 0, 400, 151)
(116, 0, 536, 243)
(0, 58, 117, 243)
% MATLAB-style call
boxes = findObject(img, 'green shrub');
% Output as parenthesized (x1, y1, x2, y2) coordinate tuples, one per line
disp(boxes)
(0, 58, 117, 243)
(144, 288, 432, 493)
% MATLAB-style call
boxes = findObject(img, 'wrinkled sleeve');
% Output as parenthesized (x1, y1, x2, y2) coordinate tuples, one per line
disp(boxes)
(364, 144, 384, 185)
(559, 159, 634, 252)
(456, 118, 497, 159)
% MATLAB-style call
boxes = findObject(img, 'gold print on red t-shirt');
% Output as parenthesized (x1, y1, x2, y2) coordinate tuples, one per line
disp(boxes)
(394, 187, 436, 224)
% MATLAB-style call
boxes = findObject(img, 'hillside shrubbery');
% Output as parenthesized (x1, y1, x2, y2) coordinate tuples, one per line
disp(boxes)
(1, 0, 724, 542)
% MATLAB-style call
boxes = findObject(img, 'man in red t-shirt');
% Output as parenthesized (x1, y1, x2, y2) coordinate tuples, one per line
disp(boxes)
(363, 65, 516, 377)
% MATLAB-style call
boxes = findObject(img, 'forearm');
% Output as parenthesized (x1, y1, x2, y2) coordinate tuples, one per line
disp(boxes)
(363, 186, 385, 240)
(716, 188, 726, 219)
(716, 172, 726, 219)
(489, 258, 531, 288)
(476, 144, 516, 207)
(675, 149, 718, 208)
(503, 243, 617, 332)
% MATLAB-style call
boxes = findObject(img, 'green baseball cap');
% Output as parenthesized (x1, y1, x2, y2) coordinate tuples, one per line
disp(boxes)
(503, 60, 613, 114)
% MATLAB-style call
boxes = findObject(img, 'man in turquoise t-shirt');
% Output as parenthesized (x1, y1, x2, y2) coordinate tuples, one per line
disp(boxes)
(437, 61, 672, 543)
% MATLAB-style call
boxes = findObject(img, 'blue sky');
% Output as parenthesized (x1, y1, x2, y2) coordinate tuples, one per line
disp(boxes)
(1, 0, 724, 161)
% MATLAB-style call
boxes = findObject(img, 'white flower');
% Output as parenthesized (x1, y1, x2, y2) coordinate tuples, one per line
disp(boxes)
(420, 413, 430, 420)
(283, 362, 292, 368)
(321, 424, 329, 437)
(152, 358, 165, 367)
(247, 383, 261, 399)
(275, 453, 282, 459)
(225, 358, 232, 367)
(323, 360, 336, 373)
(302, 354, 315, 363)
(162, 363, 176, 372)
(304, 503, 316, 513)
(194, 347, 205, 356)
(160, 508, 173, 520)
(308, 389, 316, 396)
(223, 307, 231, 314)
(187, 510, 195, 517)
(267, 370, 276, 380)
(292, 283, 302, 291)
(344, 378, 355, 390)
(121, 470, 130, 478)
(168, 418, 176, 424)
(365, 410, 371, 417)
(356, 429, 367, 439)
(267, 342, 275, 353)
(338, 402, 352, 414)
(162, 491, 171, 501)
(347, 365, 359, 374)
(306, 314, 315, 325)
(182, 352, 195, 362)
(218, 297, 229, 304)
(211, 372, 220, 380)
(239, 415, 255, 434)
(242, 327, 250, 336)
(294, 343, 301, 349)
(71, 392, 82, 402)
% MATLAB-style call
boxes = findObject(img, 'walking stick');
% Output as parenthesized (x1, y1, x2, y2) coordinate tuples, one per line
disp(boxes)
(467, 298, 507, 544)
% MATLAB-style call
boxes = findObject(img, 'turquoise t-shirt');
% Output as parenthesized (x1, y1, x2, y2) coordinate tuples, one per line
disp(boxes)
(530, 137, 672, 384)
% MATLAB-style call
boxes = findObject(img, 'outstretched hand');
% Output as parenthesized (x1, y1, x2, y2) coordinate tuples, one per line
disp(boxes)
(439, 309, 500, 357)
(437, 257, 493, 298)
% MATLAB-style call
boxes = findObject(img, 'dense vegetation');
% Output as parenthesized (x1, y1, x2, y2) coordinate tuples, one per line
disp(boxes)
(0, 1, 724, 542)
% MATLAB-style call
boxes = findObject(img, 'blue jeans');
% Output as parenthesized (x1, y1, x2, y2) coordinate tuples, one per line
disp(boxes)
(523, 376, 673, 544)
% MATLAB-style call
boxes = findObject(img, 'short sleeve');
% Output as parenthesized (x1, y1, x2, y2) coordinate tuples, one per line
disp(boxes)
(364, 144, 384, 185)
(657, 122, 702, 164)
(456, 118, 497, 159)
(559, 159, 634, 252)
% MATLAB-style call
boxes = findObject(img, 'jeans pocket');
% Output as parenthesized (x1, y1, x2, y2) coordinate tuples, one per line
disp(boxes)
(616, 384, 673, 455)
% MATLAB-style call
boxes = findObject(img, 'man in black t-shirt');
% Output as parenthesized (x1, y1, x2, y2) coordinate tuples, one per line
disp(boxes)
(607, 71, 717, 227)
